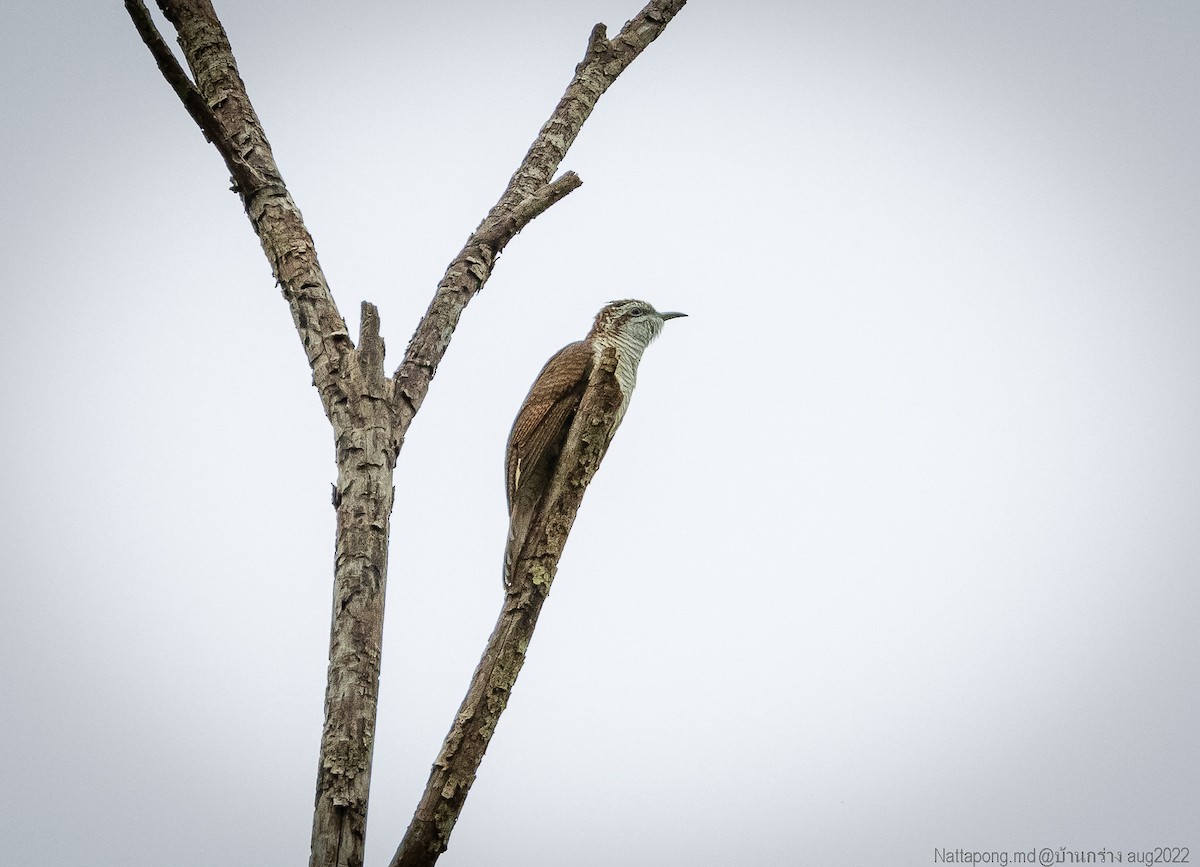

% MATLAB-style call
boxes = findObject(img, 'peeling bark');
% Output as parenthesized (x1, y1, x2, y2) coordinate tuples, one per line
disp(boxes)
(125, 1, 687, 865)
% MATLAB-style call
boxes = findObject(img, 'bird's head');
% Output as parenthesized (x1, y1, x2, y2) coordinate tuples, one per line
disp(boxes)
(591, 299, 687, 349)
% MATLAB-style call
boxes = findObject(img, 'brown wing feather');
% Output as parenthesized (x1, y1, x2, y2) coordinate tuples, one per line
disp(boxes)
(504, 339, 593, 586)
(505, 340, 593, 511)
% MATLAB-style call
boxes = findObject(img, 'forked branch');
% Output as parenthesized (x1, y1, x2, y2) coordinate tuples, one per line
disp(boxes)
(127, 0, 353, 421)
(125, 2, 687, 867)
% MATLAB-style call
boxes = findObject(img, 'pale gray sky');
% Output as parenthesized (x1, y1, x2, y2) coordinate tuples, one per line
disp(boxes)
(2, 2, 1198, 865)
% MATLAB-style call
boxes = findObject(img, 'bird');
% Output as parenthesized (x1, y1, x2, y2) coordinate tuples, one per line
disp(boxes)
(503, 299, 686, 588)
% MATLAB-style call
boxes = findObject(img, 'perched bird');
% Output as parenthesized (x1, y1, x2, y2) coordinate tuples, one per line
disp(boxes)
(504, 299, 686, 587)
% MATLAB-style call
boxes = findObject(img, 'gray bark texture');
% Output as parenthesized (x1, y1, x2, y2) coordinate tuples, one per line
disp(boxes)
(125, 1, 687, 866)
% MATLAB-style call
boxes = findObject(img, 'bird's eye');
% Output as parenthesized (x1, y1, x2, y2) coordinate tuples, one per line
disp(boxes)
(629, 307, 644, 316)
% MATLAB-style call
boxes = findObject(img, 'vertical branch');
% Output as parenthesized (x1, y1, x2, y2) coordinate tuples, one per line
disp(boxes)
(305, 373, 395, 867)
(309, 302, 394, 867)
(128, 5, 387, 866)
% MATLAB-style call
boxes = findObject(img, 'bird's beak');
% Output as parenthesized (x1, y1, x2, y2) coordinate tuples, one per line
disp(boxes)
(659, 311, 687, 321)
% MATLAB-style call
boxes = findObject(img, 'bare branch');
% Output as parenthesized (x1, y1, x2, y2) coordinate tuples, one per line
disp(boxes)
(387, 6, 688, 863)
(127, 6, 383, 867)
(129, 0, 353, 420)
(392, 348, 625, 867)
(357, 301, 386, 387)
(475, 171, 584, 249)
(124, 0, 254, 191)
(391, 0, 688, 434)
(126, 3, 687, 867)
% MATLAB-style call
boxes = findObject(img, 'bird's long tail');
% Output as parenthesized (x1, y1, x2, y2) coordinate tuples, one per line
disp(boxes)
(503, 493, 537, 589)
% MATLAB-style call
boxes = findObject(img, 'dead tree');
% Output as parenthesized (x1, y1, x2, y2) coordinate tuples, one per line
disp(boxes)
(125, 1, 689, 866)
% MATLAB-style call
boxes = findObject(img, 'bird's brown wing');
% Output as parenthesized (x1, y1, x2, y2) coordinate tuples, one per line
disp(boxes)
(506, 339, 594, 511)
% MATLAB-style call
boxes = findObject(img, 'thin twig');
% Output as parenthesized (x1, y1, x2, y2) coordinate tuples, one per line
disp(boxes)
(124, 0, 260, 195)
(475, 171, 584, 249)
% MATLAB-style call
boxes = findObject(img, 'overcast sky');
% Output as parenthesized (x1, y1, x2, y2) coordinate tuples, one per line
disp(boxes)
(2, 1, 1198, 865)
